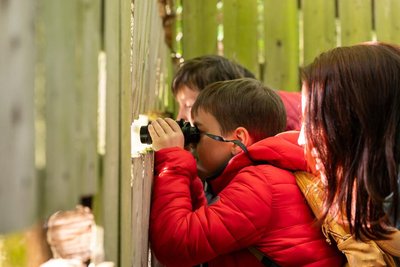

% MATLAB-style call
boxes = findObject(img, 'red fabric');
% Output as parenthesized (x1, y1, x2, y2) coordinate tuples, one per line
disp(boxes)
(150, 131, 343, 267)
(277, 90, 302, 131)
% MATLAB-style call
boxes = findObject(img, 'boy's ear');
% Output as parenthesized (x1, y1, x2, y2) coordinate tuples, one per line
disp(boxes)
(231, 127, 253, 155)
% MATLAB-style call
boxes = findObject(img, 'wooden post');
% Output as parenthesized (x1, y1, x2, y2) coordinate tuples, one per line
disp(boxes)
(120, 0, 133, 265)
(263, 0, 299, 92)
(339, 0, 372, 46)
(375, 0, 400, 44)
(0, 0, 37, 232)
(302, 0, 336, 66)
(181, 0, 218, 60)
(103, 0, 121, 264)
(223, 0, 259, 78)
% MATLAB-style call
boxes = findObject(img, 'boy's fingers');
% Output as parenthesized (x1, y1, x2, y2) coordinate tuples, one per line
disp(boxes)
(147, 124, 158, 138)
(154, 118, 174, 134)
(165, 118, 181, 132)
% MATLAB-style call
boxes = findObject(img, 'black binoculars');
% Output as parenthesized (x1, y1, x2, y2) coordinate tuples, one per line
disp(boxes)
(140, 119, 200, 146)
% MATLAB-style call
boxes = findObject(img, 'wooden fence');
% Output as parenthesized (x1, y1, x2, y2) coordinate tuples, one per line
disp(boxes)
(179, 0, 400, 92)
(1, 0, 400, 266)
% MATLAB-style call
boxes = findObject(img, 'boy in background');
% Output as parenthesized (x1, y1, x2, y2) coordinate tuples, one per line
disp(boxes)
(172, 55, 301, 131)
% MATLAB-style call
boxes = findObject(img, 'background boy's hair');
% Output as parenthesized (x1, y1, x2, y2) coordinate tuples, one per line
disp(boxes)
(172, 55, 255, 95)
(192, 78, 286, 141)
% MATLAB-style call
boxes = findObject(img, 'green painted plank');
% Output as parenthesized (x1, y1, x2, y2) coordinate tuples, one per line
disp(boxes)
(160, 41, 176, 115)
(131, 0, 146, 117)
(264, 0, 299, 92)
(43, 0, 80, 216)
(0, 0, 37, 233)
(75, 0, 101, 197)
(134, 0, 151, 115)
(103, 0, 121, 264)
(223, 0, 259, 78)
(302, 0, 336, 65)
(140, 1, 153, 113)
(375, 0, 400, 44)
(119, 0, 133, 265)
(339, 0, 372, 46)
(148, 0, 163, 113)
(181, 0, 218, 60)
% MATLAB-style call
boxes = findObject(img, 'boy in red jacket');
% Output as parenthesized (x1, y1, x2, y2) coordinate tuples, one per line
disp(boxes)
(148, 78, 343, 267)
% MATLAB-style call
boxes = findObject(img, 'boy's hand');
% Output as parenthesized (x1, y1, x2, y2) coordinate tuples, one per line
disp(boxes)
(148, 118, 185, 151)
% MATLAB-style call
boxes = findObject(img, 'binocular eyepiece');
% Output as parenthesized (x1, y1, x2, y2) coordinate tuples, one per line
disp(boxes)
(140, 119, 200, 146)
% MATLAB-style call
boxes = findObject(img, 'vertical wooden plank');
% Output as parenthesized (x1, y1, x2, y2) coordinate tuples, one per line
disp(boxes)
(302, 0, 336, 65)
(133, 0, 151, 115)
(76, 0, 101, 197)
(141, 153, 154, 266)
(339, 0, 372, 46)
(0, 0, 37, 233)
(104, 0, 121, 264)
(43, 0, 80, 216)
(264, 0, 299, 92)
(131, 156, 146, 267)
(131, 0, 145, 117)
(120, 0, 133, 266)
(181, 0, 218, 60)
(375, 0, 400, 44)
(160, 41, 176, 114)
(223, 0, 259, 78)
(148, 0, 162, 112)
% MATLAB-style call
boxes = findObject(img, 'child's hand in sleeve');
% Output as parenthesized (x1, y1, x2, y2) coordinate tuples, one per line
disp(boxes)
(148, 118, 185, 151)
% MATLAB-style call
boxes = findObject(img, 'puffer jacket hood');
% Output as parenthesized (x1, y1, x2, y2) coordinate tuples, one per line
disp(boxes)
(277, 90, 302, 131)
(208, 131, 307, 195)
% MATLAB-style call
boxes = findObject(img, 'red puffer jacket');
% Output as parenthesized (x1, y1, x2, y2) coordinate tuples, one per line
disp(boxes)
(277, 90, 302, 131)
(150, 131, 343, 267)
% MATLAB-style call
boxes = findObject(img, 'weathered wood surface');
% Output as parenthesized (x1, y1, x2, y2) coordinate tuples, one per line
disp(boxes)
(339, 0, 372, 46)
(0, 0, 37, 233)
(302, 0, 336, 65)
(120, 0, 133, 265)
(263, 0, 299, 91)
(224, 0, 259, 78)
(375, 0, 400, 44)
(181, 0, 219, 60)
(103, 0, 121, 264)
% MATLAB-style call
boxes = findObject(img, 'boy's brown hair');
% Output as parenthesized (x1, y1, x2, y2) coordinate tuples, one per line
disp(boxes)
(192, 78, 286, 141)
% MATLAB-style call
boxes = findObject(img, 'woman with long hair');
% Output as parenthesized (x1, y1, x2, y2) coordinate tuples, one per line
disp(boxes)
(298, 42, 400, 240)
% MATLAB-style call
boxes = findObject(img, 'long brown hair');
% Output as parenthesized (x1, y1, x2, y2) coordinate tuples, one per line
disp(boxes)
(301, 43, 400, 239)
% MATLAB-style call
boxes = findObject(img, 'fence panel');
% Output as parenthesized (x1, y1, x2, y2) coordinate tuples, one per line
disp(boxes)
(181, 0, 219, 60)
(339, 0, 372, 46)
(76, 0, 101, 196)
(42, 0, 81, 215)
(120, 0, 133, 265)
(223, 0, 259, 78)
(263, 0, 299, 91)
(375, 0, 400, 44)
(132, 0, 149, 116)
(103, 0, 121, 264)
(302, 0, 337, 66)
(0, 0, 37, 233)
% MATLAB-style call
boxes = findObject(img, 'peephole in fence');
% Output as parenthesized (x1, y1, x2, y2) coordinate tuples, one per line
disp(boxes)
(140, 119, 200, 146)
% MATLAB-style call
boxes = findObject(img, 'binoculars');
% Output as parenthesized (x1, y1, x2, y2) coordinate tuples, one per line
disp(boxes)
(140, 120, 200, 146)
